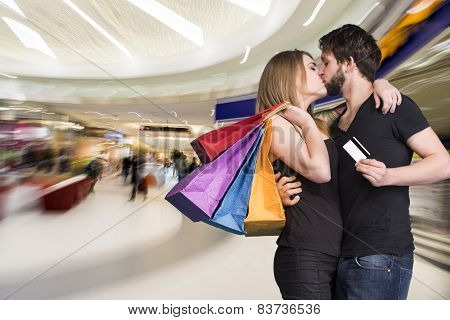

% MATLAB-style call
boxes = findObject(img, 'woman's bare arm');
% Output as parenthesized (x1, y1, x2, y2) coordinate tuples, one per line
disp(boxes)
(270, 110, 331, 184)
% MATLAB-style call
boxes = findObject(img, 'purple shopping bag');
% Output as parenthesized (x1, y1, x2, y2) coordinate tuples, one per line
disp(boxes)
(165, 123, 264, 222)
(204, 126, 264, 234)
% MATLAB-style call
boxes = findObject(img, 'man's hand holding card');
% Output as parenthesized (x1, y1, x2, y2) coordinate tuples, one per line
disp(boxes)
(343, 136, 391, 187)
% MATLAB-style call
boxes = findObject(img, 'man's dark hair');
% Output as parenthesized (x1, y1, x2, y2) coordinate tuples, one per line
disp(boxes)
(319, 24, 381, 82)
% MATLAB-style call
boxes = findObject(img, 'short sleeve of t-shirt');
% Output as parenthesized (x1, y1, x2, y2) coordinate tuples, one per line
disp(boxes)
(392, 94, 429, 143)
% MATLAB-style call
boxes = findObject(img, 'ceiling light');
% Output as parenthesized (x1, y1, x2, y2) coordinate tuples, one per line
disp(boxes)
(2, 17, 57, 59)
(358, 2, 380, 25)
(62, 0, 133, 59)
(126, 0, 204, 46)
(170, 111, 177, 117)
(0, 0, 26, 18)
(240, 46, 251, 64)
(128, 111, 142, 118)
(210, 109, 215, 117)
(226, 0, 272, 17)
(303, 0, 326, 27)
(144, 118, 153, 123)
(101, 116, 119, 120)
(8, 106, 28, 110)
(84, 111, 105, 116)
(0, 72, 17, 78)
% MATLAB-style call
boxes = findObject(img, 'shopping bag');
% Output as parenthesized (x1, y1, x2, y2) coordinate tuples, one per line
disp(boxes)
(165, 123, 264, 222)
(245, 119, 285, 236)
(205, 125, 265, 234)
(191, 102, 289, 163)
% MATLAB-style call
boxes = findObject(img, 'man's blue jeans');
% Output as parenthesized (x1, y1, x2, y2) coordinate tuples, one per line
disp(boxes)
(334, 252, 414, 300)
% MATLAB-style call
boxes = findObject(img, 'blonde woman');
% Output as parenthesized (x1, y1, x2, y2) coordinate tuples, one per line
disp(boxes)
(257, 50, 400, 299)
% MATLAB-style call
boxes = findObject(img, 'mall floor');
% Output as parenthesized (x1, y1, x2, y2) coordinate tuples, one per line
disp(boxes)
(0, 174, 448, 300)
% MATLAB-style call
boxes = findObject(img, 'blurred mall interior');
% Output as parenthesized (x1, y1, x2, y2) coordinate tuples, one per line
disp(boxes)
(0, 0, 448, 299)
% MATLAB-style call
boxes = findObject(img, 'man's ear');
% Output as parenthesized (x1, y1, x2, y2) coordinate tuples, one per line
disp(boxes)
(345, 56, 356, 73)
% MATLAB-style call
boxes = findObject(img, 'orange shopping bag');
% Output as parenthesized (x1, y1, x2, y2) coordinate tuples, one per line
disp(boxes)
(245, 119, 285, 236)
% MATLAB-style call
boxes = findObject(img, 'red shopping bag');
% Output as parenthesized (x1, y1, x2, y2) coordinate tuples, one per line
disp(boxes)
(191, 101, 289, 163)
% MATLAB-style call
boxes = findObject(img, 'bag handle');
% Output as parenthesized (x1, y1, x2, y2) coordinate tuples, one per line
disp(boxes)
(262, 101, 290, 120)
(263, 102, 305, 142)
(277, 114, 305, 142)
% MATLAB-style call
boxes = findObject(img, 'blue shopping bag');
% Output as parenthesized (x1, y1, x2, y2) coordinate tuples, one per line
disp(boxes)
(205, 126, 265, 234)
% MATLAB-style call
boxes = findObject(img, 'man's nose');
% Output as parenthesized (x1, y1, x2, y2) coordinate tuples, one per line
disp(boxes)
(318, 65, 324, 75)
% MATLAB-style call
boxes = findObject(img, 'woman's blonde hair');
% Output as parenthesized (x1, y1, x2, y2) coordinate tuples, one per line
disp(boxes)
(257, 50, 328, 135)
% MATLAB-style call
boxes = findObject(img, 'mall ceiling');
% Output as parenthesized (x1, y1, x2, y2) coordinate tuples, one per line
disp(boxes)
(1, 0, 448, 138)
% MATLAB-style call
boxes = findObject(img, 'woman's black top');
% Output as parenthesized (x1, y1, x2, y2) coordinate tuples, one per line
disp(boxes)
(273, 139, 343, 257)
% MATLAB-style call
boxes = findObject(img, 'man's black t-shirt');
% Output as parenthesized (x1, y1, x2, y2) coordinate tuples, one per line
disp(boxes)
(330, 93, 429, 257)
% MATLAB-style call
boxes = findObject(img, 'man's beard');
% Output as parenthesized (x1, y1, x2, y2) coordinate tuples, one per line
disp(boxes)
(325, 68, 345, 96)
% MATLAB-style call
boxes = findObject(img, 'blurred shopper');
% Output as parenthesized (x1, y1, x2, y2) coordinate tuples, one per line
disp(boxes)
(137, 171, 153, 201)
(85, 157, 105, 194)
(163, 157, 171, 174)
(188, 157, 199, 174)
(58, 147, 71, 174)
(37, 144, 56, 173)
(130, 155, 149, 201)
(21, 144, 38, 168)
(122, 155, 132, 183)
(277, 25, 450, 300)
(171, 162, 177, 178)
(130, 156, 139, 199)
(173, 151, 188, 181)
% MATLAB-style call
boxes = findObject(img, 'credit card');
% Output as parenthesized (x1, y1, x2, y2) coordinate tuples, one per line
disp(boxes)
(343, 137, 370, 162)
